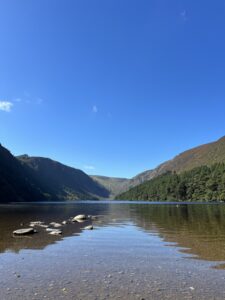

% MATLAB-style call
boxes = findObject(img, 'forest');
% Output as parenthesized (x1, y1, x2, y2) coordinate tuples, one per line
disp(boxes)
(116, 163, 225, 202)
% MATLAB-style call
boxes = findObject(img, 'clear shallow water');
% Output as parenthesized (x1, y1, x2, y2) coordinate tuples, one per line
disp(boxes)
(1, 201, 225, 299)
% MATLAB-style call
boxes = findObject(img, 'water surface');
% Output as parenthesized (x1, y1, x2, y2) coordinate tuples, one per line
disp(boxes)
(1, 201, 225, 299)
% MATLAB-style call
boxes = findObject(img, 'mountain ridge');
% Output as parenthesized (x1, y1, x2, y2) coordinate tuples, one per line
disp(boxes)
(0, 143, 109, 202)
(17, 155, 110, 200)
(91, 175, 129, 198)
(0, 144, 48, 202)
(2, 135, 225, 202)
(130, 136, 225, 187)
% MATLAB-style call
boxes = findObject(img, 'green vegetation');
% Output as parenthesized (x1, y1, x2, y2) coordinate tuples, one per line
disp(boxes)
(116, 163, 225, 201)
(2, 135, 225, 202)
(132, 136, 225, 186)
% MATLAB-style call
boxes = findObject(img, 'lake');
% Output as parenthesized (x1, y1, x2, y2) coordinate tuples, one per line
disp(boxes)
(1, 201, 225, 299)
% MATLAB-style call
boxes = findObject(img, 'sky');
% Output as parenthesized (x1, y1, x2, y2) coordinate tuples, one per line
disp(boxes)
(1, 0, 225, 178)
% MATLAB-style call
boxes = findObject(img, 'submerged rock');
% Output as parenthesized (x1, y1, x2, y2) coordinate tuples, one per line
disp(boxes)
(48, 229, 62, 235)
(38, 224, 48, 228)
(49, 222, 62, 228)
(30, 221, 44, 226)
(84, 225, 93, 230)
(13, 228, 36, 235)
(46, 228, 55, 232)
(30, 222, 47, 228)
(72, 214, 87, 222)
(75, 219, 85, 223)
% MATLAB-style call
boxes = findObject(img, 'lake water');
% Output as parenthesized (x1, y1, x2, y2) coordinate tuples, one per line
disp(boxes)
(1, 201, 225, 299)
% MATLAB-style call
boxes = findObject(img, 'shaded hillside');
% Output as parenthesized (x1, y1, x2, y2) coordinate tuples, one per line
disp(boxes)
(91, 175, 129, 198)
(18, 155, 109, 200)
(116, 163, 225, 201)
(0, 144, 48, 202)
(0, 143, 109, 202)
(132, 136, 225, 185)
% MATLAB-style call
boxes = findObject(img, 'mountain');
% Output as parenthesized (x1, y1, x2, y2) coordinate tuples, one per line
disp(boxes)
(116, 163, 225, 201)
(94, 136, 225, 197)
(0, 144, 48, 202)
(0, 143, 109, 202)
(91, 175, 129, 198)
(131, 136, 225, 186)
(17, 155, 109, 200)
(2, 135, 225, 202)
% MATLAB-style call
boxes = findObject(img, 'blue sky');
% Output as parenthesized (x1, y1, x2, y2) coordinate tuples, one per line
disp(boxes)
(1, 0, 225, 178)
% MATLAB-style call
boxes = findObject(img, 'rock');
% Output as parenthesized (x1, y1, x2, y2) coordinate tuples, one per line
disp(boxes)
(72, 214, 87, 222)
(38, 224, 48, 228)
(46, 228, 55, 232)
(62, 221, 68, 225)
(75, 219, 85, 223)
(30, 222, 48, 228)
(48, 229, 62, 235)
(49, 222, 62, 228)
(30, 221, 44, 226)
(84, 225, 93, 230)
(13, 228, 36, 235)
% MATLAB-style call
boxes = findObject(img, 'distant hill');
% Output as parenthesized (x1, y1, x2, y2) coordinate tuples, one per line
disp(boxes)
(95, 136, 225, 197)
(116, 163, 225, 202)
(91, 175, 129, 198)
(0, 143, 110, 202)
(0, 144, 48, 202)
(18, 155, 109, 200)
(131, 136, 225, 186)
(2, 135, 225, 202)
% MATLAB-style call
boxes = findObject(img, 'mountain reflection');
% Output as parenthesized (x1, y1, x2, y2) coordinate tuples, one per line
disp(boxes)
(1, 202, 225, 269)
(0, 202, 109, 254)
(130, 203, 225, 264)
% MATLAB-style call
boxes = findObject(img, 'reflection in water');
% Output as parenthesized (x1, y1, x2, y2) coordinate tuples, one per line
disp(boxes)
(130, 204, 225, 265)
(1, 202, 225, 268)
(1, 202, 225, 299)
(0, 202, 109, 253)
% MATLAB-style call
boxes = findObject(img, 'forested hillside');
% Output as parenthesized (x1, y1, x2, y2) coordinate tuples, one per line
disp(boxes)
(116, 163, 225, 202)
(132, 136, 225, 185)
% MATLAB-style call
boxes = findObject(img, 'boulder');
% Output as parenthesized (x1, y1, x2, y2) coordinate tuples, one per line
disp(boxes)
(49, 222, 62, 228)
(30, 222, 47, 228)
(30, 221, 44, 226)
(46, 228, 55, 232)
(13, 228, 36, 235)
(48, 229, 62, 235)
(72, 214, 87, 222)
(38, 224, 48, 228)
(84, 225, 93, 230)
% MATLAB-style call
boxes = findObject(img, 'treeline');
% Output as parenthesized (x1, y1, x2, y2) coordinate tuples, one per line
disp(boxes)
(116, 163, 225, 201)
